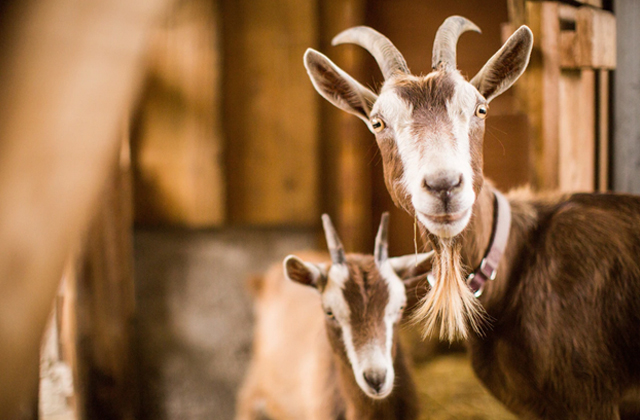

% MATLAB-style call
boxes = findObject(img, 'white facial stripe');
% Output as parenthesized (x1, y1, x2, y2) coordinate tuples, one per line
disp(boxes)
(349, 262, 406, 398)
(446, 72, 478, 184)
(374, 72, 479, 238)
(380, 260, 406, 370)
(322, 265, 361, 381)
(323, 265, 350, 322)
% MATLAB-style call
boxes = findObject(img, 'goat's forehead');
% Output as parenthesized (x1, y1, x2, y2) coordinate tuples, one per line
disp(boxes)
(376, 71, 478, 117)
(322, 258, 400, 313)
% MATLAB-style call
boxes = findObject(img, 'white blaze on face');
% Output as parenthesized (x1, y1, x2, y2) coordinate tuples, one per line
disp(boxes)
(322, 261, 407, 399)
(373, 72, 482, 238)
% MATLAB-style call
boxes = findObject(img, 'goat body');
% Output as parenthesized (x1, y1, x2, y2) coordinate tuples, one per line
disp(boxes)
(304, 16, 640, 419)
(464, 187, 640, 419)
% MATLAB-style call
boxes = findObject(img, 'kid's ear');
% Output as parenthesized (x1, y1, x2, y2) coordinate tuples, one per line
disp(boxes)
(388, 252, 434, 280)
(388, 252, 434, 310)
(304, 48, 378, 127)
(470, 25, 533, 102)
(283, 255, 327, 289)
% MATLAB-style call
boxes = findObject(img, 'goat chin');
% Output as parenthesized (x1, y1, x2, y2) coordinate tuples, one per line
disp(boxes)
(411, 240, 486, 342)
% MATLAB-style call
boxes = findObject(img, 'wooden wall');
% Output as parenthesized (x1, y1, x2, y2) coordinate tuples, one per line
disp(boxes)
(518, 1, 615, 192)
(130, 0, 614, 252)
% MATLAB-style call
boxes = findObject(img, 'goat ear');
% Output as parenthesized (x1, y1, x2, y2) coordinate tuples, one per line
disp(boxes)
(283, 255, 326, 289)
(388, 252, 434, 280)
(388, 252, 433, 310)
(304, 48, 377, 126)
(470, 26, 533, 102)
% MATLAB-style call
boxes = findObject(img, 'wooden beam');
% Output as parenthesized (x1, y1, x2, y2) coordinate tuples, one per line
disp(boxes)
(318, 0, 371, 252)
(0, 0, 169, 416)
(558, 69, 596, 191)
(132, 0, 225, 227)
(560, 6, 616, 69)
(223, 0, 319, 226)
(524, 1, 561, 190)
(597, 70, 610, 191)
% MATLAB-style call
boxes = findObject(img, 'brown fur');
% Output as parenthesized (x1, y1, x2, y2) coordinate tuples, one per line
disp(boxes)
(235, 251, 419, 420)
(447, 184, 640, 419)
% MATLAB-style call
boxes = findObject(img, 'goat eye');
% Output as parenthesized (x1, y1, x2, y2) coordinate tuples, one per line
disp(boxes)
(370, 117, 385, 132)
(475, 104, 488, 119)
(325, 309, 335, 319)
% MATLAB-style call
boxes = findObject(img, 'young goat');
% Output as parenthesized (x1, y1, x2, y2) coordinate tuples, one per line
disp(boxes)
(305, 15, 640, 420)
(235, 214, 430, 420)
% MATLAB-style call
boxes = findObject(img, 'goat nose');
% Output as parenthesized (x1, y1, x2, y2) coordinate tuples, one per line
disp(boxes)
(423, 172, 463, 196)
(363, 369, 386, 393)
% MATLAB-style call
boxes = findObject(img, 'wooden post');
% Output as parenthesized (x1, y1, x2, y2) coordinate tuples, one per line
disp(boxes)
(132, 0, 226, 227)
(318, 0, 371, 252)
(521, 2, 614, 192)
(597, 69, 610, 191)
(524, 1, 561, 190)
(0, 0, 169, 416)
(222, 0, 320, 226)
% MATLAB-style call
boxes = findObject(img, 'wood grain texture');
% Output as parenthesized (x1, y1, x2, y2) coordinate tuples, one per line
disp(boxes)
(133, 0, 225, 227)
(318, 0, 371, 252)
(558, 69, 596, 192)
(523, 1, 561, 190)
(559, 6, 616, 69)
(223, 0, 319, 226)
(597, 70, 610, 191)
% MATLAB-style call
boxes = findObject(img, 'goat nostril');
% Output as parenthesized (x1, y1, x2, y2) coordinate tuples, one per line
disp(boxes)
(363, 370, 386, 393)
(423, 173, 463, 195)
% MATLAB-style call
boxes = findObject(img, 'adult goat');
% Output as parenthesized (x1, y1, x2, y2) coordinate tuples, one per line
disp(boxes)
(304, 15, 640, 420)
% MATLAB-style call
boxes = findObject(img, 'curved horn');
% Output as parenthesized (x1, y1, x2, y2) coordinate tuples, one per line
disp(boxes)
(332, 26, 409, 80)
(431, 16, 481, 71)
(321, 214, 346, 265)
(374, 212, 390, 265)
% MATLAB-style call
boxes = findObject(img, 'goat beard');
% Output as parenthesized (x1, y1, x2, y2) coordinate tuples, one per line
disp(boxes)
(411, 236, 487, 342)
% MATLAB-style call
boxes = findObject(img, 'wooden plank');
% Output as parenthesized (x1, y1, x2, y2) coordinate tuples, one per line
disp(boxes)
(559, 6, 616, 69)
(523, 1, 561, 190)
(132, 0, 225, 227)
(318, 0, 370, 252)
(613, 0, 640, 193)
(0, 0, 168, 416)
(597, 70, 610, 191)
(223, 0, 319, 226)
(558, 69, 596, 191)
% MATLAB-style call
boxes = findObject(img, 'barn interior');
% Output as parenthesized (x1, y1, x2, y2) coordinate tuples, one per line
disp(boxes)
(0, 0, 633, 419)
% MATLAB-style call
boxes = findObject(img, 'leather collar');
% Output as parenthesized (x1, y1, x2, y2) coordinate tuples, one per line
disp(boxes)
(466, 189, 511, 297)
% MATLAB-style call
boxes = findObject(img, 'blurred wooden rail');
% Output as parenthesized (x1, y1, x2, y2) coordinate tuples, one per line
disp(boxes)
(0, 0, 170, 418)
